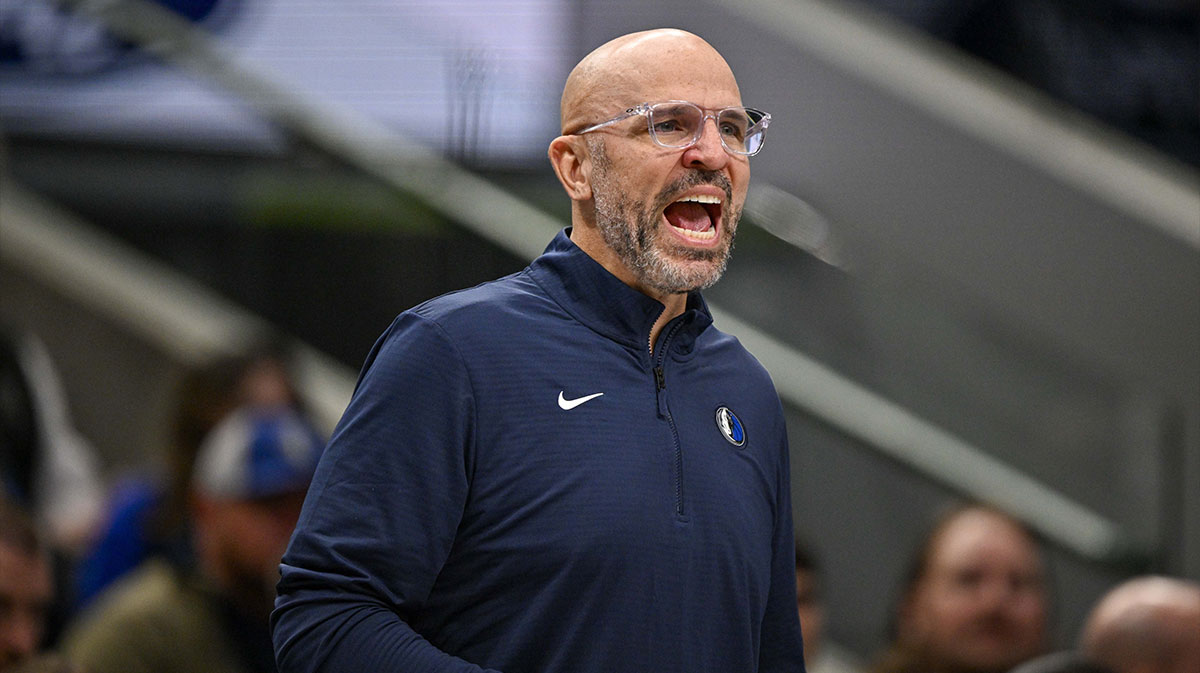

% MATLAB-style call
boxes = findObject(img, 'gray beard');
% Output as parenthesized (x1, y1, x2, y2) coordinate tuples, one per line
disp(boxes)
(587, 136, 739, 296)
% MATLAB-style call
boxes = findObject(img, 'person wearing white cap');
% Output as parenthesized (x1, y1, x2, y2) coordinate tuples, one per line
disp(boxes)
(61, 406, 324, 673)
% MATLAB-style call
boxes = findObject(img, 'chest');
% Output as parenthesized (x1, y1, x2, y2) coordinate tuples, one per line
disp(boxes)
(456, 322, 779, 561)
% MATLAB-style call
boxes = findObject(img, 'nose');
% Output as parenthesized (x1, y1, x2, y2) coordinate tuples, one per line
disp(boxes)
(681, 115, 729, 171)
(977, 576, 1026, 613)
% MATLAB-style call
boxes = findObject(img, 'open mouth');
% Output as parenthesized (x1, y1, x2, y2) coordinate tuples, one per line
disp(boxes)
(662, 194, 721, 242)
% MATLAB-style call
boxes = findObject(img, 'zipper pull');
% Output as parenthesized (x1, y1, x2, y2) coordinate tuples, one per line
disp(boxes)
(654, 366, 667, 418)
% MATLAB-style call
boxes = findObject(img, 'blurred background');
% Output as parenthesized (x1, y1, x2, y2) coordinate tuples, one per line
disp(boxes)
(2, 0, 1197, 664)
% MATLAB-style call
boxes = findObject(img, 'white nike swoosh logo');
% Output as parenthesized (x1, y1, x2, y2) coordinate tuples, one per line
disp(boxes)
(558, 391, 604, 410)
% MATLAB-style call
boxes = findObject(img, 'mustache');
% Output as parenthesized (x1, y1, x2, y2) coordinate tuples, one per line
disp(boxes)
(969, 611, 1023, 636)
(657, 170, 733, 207)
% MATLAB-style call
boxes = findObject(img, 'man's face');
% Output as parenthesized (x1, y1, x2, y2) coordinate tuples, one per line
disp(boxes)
(900, 510, 1048, 673)
(582, 52, 751, 297)
(0, 543, 53, 668)
(202, 491, 306, 620)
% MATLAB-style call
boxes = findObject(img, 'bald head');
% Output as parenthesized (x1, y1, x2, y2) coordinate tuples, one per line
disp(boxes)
(560, 29, 741, 134)
(1080, 576, 1200, 673)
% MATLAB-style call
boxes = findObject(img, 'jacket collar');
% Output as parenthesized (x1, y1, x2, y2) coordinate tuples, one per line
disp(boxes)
(527, 228, 713, 353)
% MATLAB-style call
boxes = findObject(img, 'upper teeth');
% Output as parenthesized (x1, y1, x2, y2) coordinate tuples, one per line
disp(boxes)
(676, 194, 721, 204)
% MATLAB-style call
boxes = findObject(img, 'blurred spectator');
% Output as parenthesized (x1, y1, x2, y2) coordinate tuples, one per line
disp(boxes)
(870, 502, 1049, 673)
(74, 343, 303, 608)
(796, 539, 865, 673)
(1079, 575, 1200, 673)
(0, 326, 104, 557)
(0, 496, 54, 670)
(0, 326, 104, 648)
(61, 406, 324, 673)
(4, 653, 86, 673)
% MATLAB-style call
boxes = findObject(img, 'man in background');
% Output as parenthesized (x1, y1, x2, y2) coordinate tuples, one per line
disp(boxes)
(62, 406, 323, 673)
(1080, 575, 1200, 673)
(871, 503, 1049, 673)
(0, 496, 54, 671)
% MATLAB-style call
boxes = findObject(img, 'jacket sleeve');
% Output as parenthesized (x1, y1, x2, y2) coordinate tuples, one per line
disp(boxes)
(757, 400, 808, 672)
(272, 312, 501, 673)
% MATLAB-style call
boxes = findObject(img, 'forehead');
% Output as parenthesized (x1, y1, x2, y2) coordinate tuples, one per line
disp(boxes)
(598, 39, 742, 111)
(929, 511, 1042, 574)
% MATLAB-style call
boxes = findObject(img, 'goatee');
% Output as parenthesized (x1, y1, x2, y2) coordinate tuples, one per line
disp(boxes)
(588, 137, 740, 295)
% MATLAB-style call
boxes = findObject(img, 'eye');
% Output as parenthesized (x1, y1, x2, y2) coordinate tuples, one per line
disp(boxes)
(719, 120, 747, 140)
(653, 118, 684, 134)
(1009, 572, 1043, 595)
(952, 568, 984, 591)
(648, 103, 699, 139)
(719, 111, 751, 139)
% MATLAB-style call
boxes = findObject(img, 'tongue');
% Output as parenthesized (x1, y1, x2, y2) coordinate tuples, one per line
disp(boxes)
(664, 202, 711, 232)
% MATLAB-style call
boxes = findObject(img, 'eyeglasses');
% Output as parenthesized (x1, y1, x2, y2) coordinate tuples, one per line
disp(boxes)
(574, 100, 771, 156)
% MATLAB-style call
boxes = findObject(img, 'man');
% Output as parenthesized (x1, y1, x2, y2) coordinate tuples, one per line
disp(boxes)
(273, 28, 803, 673)
(1079, 575, 1200, 673)
(75, 343, 304, 608)
(0, 497, 54, 671)
(62, 406, 324, 673)
(871, 503, 1049, 673)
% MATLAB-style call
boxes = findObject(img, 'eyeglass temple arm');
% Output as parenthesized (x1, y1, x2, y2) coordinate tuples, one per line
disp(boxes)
(573, 107, 646, 136)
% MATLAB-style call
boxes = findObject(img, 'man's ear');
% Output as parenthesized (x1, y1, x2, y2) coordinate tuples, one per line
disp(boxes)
(548, 135, 593, 201)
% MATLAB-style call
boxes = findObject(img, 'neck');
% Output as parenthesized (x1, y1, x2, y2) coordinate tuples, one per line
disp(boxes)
(567, 224, 689, 353)
(649, 292, 687, 354)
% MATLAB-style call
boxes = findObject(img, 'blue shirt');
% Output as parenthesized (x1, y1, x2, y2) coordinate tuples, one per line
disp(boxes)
(272, 229, 805, 672)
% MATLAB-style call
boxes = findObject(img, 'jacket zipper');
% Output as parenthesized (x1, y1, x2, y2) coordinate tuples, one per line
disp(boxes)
(652, 320, 687, 517)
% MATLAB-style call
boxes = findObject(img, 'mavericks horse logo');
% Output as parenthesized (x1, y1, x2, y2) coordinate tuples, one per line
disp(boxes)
(715, 406, 746, 447)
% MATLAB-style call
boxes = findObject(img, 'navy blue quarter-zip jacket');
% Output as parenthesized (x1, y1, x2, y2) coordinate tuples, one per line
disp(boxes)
(272, 229, 805, 673)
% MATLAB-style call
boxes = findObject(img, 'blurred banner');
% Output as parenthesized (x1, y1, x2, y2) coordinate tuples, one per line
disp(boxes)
(0, 0, 569, 164)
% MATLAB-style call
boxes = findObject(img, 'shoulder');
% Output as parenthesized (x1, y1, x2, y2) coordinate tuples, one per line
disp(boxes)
(66, 559, 189, 626)
(348, 270, 557, 402)
(693, 322, 789, 448)
(410, 269, 548, 326)
(700, 323, 777, 389)
(372, 269, 559, 361)
(63, 561, 231, 671)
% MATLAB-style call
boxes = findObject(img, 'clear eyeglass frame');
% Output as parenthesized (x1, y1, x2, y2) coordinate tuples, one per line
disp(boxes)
(573, 100, 772, 156)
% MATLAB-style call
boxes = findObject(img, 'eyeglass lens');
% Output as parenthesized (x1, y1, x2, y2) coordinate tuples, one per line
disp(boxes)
(648, 102, 766, 154)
